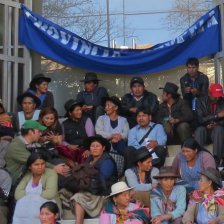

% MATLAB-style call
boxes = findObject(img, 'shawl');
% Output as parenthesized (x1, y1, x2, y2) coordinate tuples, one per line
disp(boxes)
(150, 185, 176, 214)
(189, 189, 224, 216)
(131, 166, 152, 184)
(103, 199, 150, 224)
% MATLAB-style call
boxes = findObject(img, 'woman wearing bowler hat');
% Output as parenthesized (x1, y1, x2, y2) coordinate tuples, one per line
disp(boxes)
(100, 181, 150, 224)
(57, 99, 95, 167)
(150, 166, 186, 224)
(71, 135, 117, 224)
(28, 73, 54, 109)
(125, 147, 159, 191)
(183, 167, 224, 224)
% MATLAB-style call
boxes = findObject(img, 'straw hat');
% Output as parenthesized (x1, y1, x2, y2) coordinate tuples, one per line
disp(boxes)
(108, 181, 134, 197)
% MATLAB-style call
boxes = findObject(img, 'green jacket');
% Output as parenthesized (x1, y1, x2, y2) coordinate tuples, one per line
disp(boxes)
(4, 137, 54, 185)
(15, 168, 61, 211)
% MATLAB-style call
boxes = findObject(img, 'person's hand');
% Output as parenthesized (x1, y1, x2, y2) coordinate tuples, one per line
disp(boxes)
(129, 107, 137, 113)
(146, 140, 158, 149)
(151, 215, 170, 224)
(82, 105, 93, 112)
(151, 216, 162, 224)
(218, 111, 224, 118)
(54, 164, 70, 176)
(191, 88, 198, 95)
(67, 145, 79, 151)
(208, 218, 220, 224)
(111, 134, 122, 143)
(185, 87, 191, 93)
(0, 136, 13, 141)
(82, 150, 90, 158)
(151, 183, 158, 188)
(39, 136, 48, 142)
(206, 122, 217, 130)
(169, 116, 180, 124)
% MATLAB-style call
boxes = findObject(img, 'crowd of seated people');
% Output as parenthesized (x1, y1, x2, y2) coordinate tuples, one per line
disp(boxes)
(1, 57, 224, 224)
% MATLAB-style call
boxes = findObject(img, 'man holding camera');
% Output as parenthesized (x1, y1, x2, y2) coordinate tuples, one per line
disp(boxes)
(180, 57, 209, 109)
(195, 84, 224, 166)
(4, 120, 70, 186)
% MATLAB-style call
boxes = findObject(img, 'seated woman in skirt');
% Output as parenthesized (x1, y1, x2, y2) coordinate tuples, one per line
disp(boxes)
(182, 167, 224, 224)
(71, 136, 117, 224)
(100, 181, 150, 224)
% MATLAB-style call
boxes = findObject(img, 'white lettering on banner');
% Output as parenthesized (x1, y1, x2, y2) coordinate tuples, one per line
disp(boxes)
(24, 8, 122, 57)
(79, 40, 92, 55)
(71, 36, 79, 51)
(60, 31, 72, 45)
(102, 49, 109, 57)
(189, 25, 198, 38)
(33, 18, 42, 29)
(23, 7, 217, 58)
(47, 26, 59, 39)
(112, 51, 121, 57)
(40, 23, 49, 32)
(152, 10, 217, 51)
(91, 46, 98, 56)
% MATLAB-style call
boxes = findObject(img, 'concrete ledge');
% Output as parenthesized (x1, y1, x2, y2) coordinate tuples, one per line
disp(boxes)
(59, 218, 99, 224)
(165, 144, 213, 166)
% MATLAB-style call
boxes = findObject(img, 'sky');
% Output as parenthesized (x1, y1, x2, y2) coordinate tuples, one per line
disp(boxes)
(97, 0, 181, 47)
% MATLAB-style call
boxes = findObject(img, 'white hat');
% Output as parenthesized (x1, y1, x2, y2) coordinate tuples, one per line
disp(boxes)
(108, 181, 134, 197)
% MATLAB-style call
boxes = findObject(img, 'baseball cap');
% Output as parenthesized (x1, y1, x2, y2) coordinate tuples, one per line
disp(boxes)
(209, 84, 224, 98)
(22, 120, 47, 131)
(130, 77, 144, 87)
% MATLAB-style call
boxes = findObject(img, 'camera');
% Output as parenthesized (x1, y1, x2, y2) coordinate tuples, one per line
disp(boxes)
(184, 81, 191, 88)
(26, 142, 58, 161)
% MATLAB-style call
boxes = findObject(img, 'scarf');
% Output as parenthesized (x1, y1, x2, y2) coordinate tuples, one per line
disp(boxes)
(131, 166, 152, 184)
(103, 199, 150, 224)
(189, 189, 224, 216)
(150, 186, 176, 214)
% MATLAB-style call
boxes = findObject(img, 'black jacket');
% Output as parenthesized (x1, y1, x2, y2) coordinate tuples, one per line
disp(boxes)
(196, 95, 224, 126)
(180, 72, 209, 106)
(156, 97, 193, 124)
(63, 116, 88, 146)
(85, 152, 118, 196)
(121, 90, 159, 128)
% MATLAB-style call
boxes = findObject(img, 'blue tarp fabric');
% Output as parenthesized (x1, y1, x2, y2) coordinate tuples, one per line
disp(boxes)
(19, 4, 221, 75)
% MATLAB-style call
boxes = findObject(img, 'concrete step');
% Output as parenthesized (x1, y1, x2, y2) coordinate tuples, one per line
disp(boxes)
(59, 218, 99, 224)
(165, 144, 213, 166)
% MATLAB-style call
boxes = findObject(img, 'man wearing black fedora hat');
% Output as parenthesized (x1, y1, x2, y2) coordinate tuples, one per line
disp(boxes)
(156, 82, 193, 144)
(121, 77, 159, 129)
(76, 72, 108, 124)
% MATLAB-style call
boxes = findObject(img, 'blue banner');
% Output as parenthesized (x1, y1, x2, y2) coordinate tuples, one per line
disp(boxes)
(19, 4, 221, 75)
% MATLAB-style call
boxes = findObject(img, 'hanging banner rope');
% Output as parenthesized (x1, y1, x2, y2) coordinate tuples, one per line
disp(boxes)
(19, 4, 221, 75)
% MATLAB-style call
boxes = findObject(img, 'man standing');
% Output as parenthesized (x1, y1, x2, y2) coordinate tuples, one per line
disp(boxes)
(125, 108, 167, 169)
(195, 84, 224, 166)
(77, 72, 108, 124)
(180, 57, 209, 109)
(121, 77, 159, 128)
(4, 120, 69, 186)
(156, 82, 193, 144)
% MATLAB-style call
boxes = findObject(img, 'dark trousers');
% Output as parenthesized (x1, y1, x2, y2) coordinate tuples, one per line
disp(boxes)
(195, 125, 224, 158)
